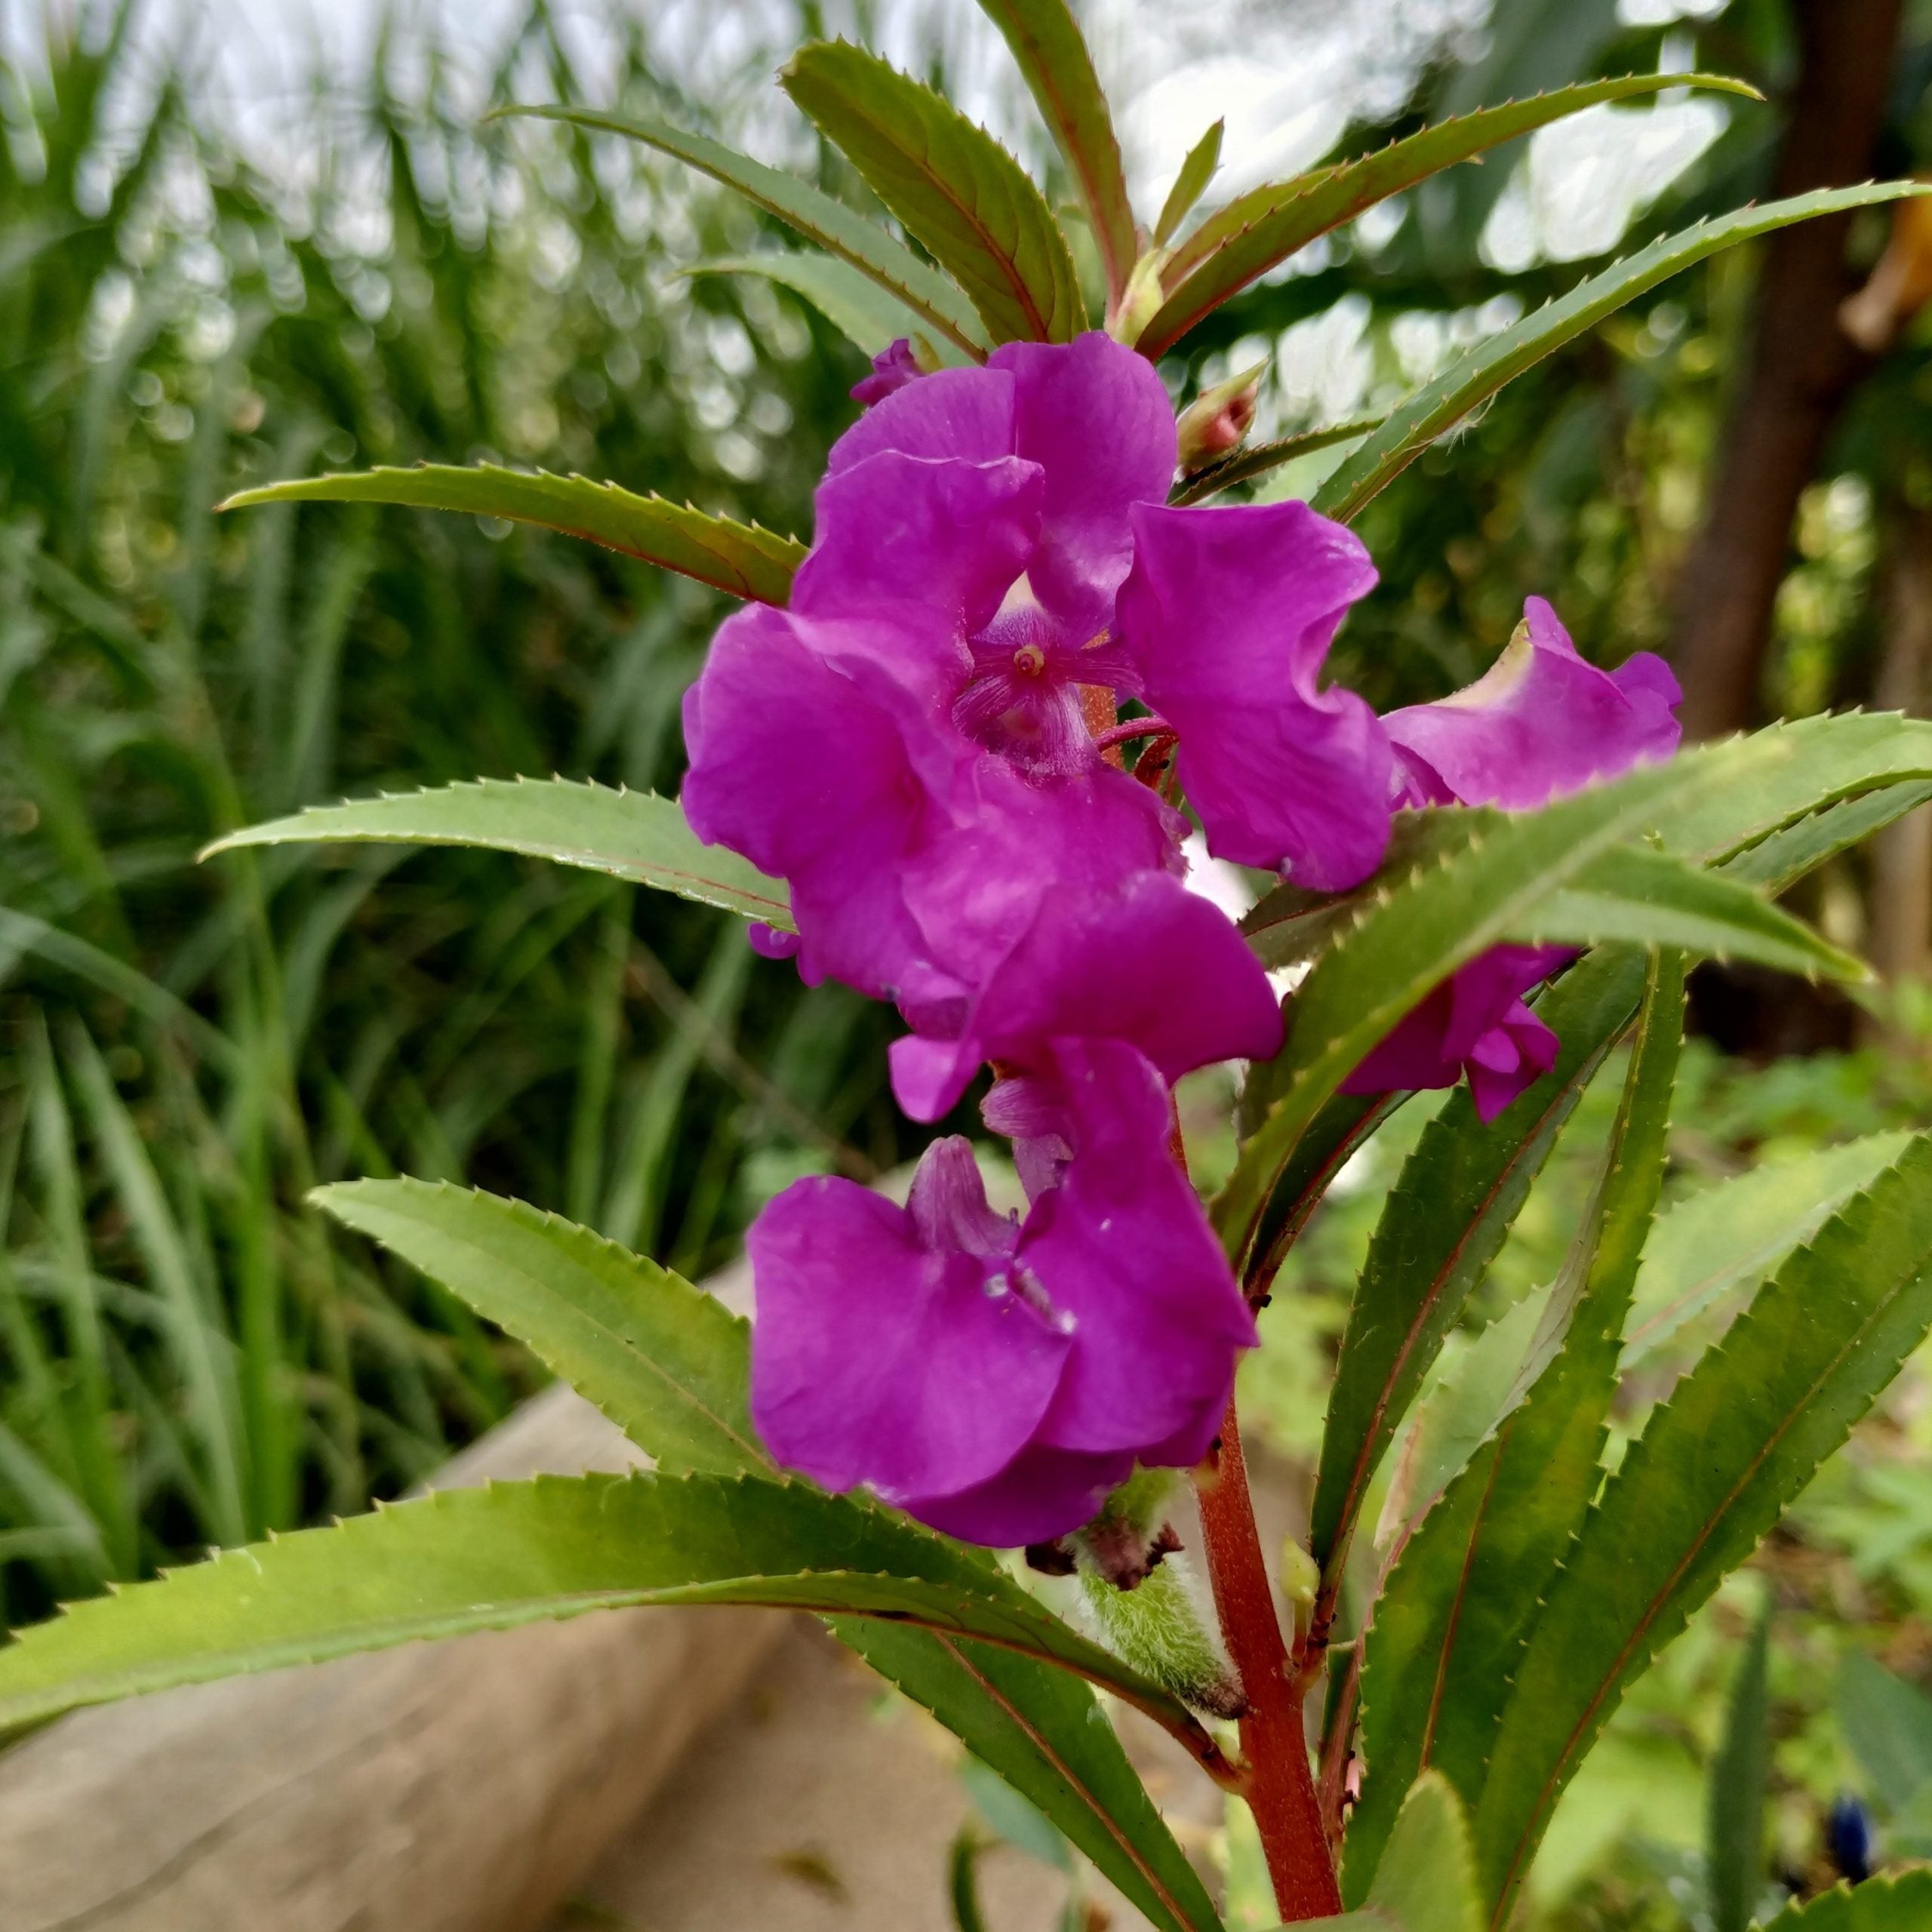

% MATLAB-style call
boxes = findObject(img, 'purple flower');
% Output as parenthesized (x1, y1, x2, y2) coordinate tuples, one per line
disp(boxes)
(851, 337, 927, 408)
(683, 331, 1303, 1084)
(1343, 599, 1683, 1118)
(749, 1038, 1255, 1546)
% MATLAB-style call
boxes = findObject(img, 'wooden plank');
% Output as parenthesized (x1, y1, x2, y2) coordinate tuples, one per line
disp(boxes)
(0, 1380, 786, 1932)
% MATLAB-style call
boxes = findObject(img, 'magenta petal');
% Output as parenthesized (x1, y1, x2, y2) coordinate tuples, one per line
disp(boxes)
(891, 870, 1284, 1124)
(990, 334, 1179, 634)
(1118, 499, 1391, 890)
(747, 923, 801, 961)
(1015, 1040, 1256, 1455)
(791, 453, 1044, 678)
(1383, 597, 1683, 811)
(681, 605, 963, 1008)
(851, 337, 924, 408)
(1465, 1002, 1561, 1121)
(1340, 943, 1570, 1113)
(749, 1156, 1068, 1506)
(902, 758, 1183, 994)
(827, 364, 1016, 475)
(904, 1441, 1133, 1546)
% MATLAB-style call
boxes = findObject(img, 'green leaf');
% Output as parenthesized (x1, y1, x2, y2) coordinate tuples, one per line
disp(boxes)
(1307, 945, 1647, 1583)
(1724, 780, 1932, 890)
(491, 104, 991, 358)
(1214, 738, 1777, 1271)
(317, 1186, 1225, 1928)
(781, 42, 1084, 346)
(1623, 1134, 1913, 1368)
(688, 252, 964, 360)
(1138, 74, 1762, 359)
(949, 1827, 992, 1932)
(1836, 1651, 1932, 1813)
(1514, 843, 1863, 982)
(1241, 1091, 1402, 1303)
(1663, 713, 1932, 870)
(1155, 120, 1224, 248)
(974, 0, 1138, 307)
(844, 1623, 1226, 1932)
(1708, 1593, 1772, 1932)
(312, 1180, 764, 1477)
(1346, 952, 1684, 1900)
(1758, 1873, 1932, 1930)
(1171, 420, 1381, 506)
(199, 779, 794, 929)
(1243, 822, 1862, 983)
(1472, 1134, 1932, 1924)
(1365, 1771, 1481, 1932)
(0, 1472, 1226, 1751)
(1311, 182, 1932, 523)
(220, 463, 804, 606)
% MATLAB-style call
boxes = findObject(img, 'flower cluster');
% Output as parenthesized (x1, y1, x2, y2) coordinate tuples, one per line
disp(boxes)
(684, 333, 1680, 1545)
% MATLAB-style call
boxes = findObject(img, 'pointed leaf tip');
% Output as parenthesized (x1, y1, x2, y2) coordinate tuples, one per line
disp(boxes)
(781, 40, 1084, 346)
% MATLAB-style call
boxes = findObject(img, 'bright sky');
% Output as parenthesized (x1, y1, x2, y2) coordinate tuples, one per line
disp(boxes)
(14, 0, 1729, 257)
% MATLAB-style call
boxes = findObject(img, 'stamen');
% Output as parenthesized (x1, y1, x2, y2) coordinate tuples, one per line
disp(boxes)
(1093, 715, 1176, 753)
(1012, 644, 1047, 677)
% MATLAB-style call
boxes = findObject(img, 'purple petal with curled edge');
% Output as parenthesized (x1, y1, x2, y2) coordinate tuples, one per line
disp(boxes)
(851, 337, 924, 408)
(748, 1144, 1068, 1508)
(1014, 1039, 1256, 1457)
(791, 453, 1044, 699)
(681, 603, 967, 1011)
(1383, 595, 1682, 811)
(991, 334, 1180, 637)
(891, 869, 1282, 1124)
(1340, 943, 1570, 1121)
(906, 1440, 1134, 1547)
(827, 363, 1016, 475)
(1118, 498, 1391, 891)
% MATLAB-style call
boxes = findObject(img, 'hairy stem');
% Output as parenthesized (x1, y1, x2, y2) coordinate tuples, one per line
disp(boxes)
(1195, 1402, 1341, 1921)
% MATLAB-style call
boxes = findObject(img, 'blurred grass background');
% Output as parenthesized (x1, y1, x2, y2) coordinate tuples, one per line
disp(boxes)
(5, 0, 1932, 1926)
(0, 0, 915, 1623)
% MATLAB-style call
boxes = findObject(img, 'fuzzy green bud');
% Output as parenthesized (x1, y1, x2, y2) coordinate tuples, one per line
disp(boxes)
(1076, 1552, 1245, 1718)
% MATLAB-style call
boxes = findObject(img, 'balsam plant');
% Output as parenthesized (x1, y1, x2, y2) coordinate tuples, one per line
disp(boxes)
(4, 10, 1932, 1929)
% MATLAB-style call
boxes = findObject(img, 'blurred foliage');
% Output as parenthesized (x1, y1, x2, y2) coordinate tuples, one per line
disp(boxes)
(0, 0, 916, 1624)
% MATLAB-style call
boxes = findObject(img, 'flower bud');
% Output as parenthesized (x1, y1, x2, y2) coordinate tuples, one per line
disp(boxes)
(1278, 1537, 1319, 1645)
(1176, 361, 1266, 473)
(1107, 251, 1168, 347)
(1076, 1552, 1245, 1718)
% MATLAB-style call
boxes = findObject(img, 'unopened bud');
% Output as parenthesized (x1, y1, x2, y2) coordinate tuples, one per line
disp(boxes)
(1076, 1554, 1246, 1718)
(1108, 251, 1167, 347)
(1065, 1469, 1244, 1717)
(1279, 1537, 1319, 1646)
(1177, 361, 1266, 473)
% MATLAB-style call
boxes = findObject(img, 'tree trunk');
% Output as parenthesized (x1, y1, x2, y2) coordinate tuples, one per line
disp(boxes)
(1867, 503, 1932, 998)
(1666, 0, 1903, 740)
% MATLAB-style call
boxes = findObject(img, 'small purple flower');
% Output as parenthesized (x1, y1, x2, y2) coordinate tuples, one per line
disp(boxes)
(851, 337, 928, 408)
(749, 1037, 1255, 1546)
(1344, 599, 1683, 1118)
(1340, 942, 1568, 1121)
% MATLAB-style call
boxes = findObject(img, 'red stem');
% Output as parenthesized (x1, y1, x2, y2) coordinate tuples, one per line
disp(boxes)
(1195, 1402, 1343, 1922)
